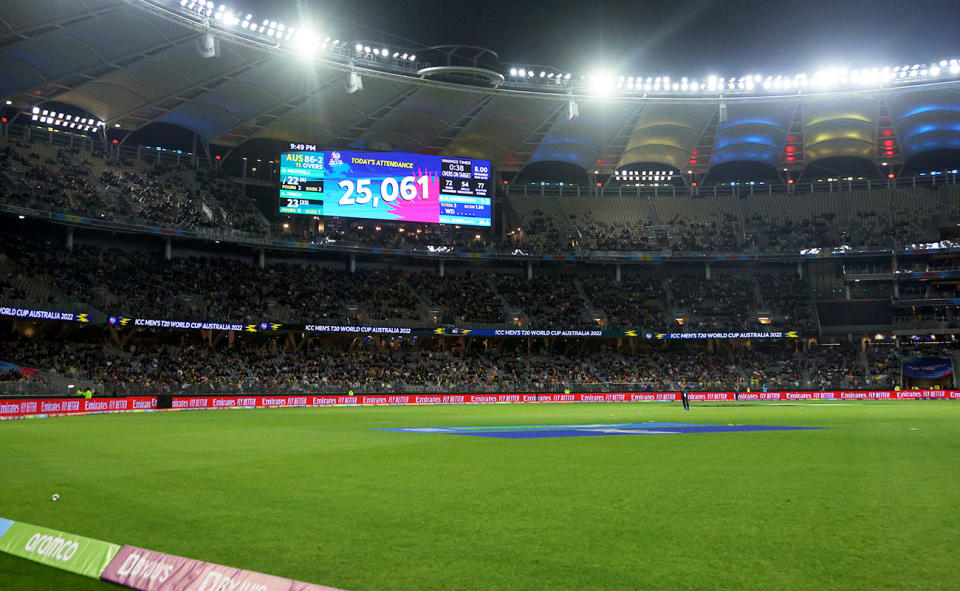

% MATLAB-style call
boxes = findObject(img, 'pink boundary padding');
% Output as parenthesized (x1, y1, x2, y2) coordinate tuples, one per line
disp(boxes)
(101, 545, 343, 591)
(3, 391, 958, 421)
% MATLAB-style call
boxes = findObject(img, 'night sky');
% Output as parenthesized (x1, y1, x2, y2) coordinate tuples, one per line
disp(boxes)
(244, 0, 960, 76)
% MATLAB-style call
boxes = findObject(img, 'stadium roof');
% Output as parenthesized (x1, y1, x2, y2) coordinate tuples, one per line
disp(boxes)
(3, 0, 960, 178)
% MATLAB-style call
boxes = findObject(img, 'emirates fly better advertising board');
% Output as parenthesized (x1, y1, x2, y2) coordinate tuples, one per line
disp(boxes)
(279, 149, 492, 226)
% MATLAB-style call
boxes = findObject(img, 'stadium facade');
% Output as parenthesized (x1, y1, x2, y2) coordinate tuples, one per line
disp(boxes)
(2, 0, 960, 185)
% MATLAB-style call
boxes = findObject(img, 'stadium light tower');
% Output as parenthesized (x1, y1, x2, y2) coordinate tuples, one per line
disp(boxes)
(345, 68, 363, 93)
(196, 18, 220, 58)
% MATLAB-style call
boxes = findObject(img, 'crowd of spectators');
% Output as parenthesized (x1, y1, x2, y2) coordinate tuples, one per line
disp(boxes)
(756, 274, 816, 331)
(577, 222, 654, 251)
(866, 345, 901, 389)
(493, 274, 592, 328)
(748, 213, 840, 253)
(805, 344, 863, 388)
(2, 336, 938, 394)
(866, 343, 956, 389)
(0, 138, 263, 233)
(1, 231, 829, 331)
(667, 214, 743, 252)
(0, 368, 29, 382)
(3, 131, 956, 257)
(502, 209, 568, 253)
(0, 234, 423, 323)
(415, 272, 504, 325)
(580, 275, 666, 328)
(100, 166, 212, 228)
(196, 172, 266, 234)
(0, 144, 126, 219)
(668, 274, 757, 330)
(849, 208, 928, 249)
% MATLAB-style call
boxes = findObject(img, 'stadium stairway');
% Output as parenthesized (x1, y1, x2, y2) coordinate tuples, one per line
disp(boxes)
(401, 274, 442, 325)
(858, 348, 870, 382)
(485, 274, 517, 324)
(661, 277, 677, 324)
(572, 278, 604, 325)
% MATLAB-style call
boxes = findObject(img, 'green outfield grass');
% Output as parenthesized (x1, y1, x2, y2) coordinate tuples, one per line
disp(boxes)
(1, 401, 959, 590)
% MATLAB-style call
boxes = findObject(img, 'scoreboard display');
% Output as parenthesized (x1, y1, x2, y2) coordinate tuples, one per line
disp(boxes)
(279, 150, 492, 226)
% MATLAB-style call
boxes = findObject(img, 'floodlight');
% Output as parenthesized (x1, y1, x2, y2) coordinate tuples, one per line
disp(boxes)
(589, 73, 615, 96)
(294, 29, 319, 56)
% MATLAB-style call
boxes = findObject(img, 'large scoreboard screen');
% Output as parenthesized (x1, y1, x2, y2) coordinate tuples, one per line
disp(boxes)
(279, 149, 491, 226)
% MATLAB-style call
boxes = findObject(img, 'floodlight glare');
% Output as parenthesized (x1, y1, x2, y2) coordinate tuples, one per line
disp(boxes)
(294, 30, 319, 56)
(589, 73, 615, 97)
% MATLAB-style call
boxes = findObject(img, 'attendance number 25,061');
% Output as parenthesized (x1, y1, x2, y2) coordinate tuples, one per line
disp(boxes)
(338, 176, 429, 208)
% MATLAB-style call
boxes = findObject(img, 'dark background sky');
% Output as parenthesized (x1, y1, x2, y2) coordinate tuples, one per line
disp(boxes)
(243, 0, 960, 76)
